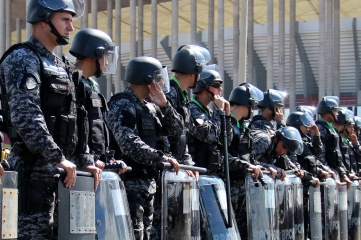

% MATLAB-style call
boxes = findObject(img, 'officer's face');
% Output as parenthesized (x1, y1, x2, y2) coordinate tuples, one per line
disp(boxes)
(208, 81, 223, 96)
(51, 12, 74, 39)
(299, 125, 309, 135)
(275, 140, 288, 156)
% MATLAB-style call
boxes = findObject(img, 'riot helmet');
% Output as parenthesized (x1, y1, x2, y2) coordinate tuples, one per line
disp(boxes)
(354, 116, 361, 135)
(193, 64, 222, 94)
(229, 83, 264, 119)
(295, 105, 317, 119)
(317, 96, 339, 122)
(171, 45, 211, 74)
(27, 0, 84, 45)
(286, 111, 315, 130)
(70, 28, 119, 76)
(257, 89, 287, 109)
(125, 56, 170, 93)
(275, 126, 304, 155)
(336, 108, 355, 126)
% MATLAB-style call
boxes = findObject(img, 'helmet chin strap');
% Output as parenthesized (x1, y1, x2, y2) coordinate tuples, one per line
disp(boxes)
(190, 74, 198, 89)
(94, 60, 102, 78)
(47, 20, 69, 45)
(244, 107, 252, 120)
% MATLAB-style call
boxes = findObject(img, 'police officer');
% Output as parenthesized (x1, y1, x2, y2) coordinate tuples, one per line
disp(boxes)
(228, 83, 264, 239)
(188, 66, 232, 173)
(248, 88, 287, 133)
(105, 56, 182, 240)
(167, 44, 210, 166)
(333, 108, 361, 177)
(0, 0, 102, 239)
(315, 96, 352, 187)
(69, 28, 127, 174)
(354, 116, 361, 144)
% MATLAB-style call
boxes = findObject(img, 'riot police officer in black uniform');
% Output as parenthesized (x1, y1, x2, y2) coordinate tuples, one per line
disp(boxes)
(69, 28, 127, 174)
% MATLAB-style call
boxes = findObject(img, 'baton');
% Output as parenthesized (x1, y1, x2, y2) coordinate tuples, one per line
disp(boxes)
(158, 162, 207, 174)
(104, 162, 132, 172)
(247, 169, 267, 186)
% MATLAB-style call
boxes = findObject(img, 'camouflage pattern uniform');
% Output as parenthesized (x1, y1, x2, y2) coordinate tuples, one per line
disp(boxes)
(339, 135, 361, 175)
(105, 87, 183, 240)
(0, 37, 93, 239)
(248, 114, 285, 133)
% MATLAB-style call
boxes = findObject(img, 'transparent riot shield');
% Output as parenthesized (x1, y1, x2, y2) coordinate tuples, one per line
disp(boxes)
(288, 175, 304, 240)
(57, 170, 96, 240)
(275, 177, 295, 240)
(322, 178, 340, 240)
(0, 171, 18, 239)
(309, 186, 322, 239)
(199, 175, 240, 240)
(339, 184, 348, 239)
(95, 171, 134, 240)
(246, 174, 277, 240)
(347, 180, 360, 240)
(161, 169, 199, 240)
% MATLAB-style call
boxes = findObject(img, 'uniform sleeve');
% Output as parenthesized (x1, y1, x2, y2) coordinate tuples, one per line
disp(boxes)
(3, 49, 66, 166)
(228, 155, 250, 171)
(250, 129, 272, 162)
(310, 135, 323, 157)
(159, 101, 184, 137)
(105, 98, 164, 165)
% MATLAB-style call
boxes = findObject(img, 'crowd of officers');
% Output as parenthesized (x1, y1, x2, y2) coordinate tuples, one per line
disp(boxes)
(0, 0, 360, 240)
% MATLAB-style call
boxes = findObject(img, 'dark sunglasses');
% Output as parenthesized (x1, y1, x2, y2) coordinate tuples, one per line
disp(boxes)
(209, 82, 222, 89)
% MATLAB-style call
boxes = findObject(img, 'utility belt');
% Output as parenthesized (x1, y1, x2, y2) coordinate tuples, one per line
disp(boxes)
(169, 134, 187, 160)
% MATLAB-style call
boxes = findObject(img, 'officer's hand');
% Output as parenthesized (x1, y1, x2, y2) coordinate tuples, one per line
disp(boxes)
(0, 164, 4, 177)
(163, 156, 180, 174)
(213, 95, 225, 111)
(309, 125, 320, 136)
(95, 160, 105, 170)
(148, 81, 167, 108)
(85, 165, 102, 190)
(296, 169, 305, 179)
(56, 160, 77, 188)
(349, 133, 359, 146)
(193, 171, 199, 181)
(276, 168, 287, 181)
(224, 101, 231, 116)
(342, 175, 352, 190)
(319, 170, 330, 179)
(312, 177, 320, 188)
(349, 173, 357, 179)
(328, 170, 337, 180)
(274, 107, 284, 121)
(249, 164, 263, 180)
(114, 160, 127, 175)
(267, 167, 277, 179)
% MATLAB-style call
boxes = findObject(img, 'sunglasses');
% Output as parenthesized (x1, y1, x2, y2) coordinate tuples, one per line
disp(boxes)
(209, 82, 222, 89)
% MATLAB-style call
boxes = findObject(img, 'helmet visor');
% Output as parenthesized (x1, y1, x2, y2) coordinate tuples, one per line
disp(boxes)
(296, 105, 317, 119)
(269, 89, 287, 106)
(153, 66, 170, 93)
(178, 45, 211, 66)
(38, 0, 85, 18)
(200, 64, 222, 81)
(240, 83, 264, 106)
(299, 113, 315, 128)
(281, 127, 304, 155)
(103, 46, 119, 75)
(323, 96, 340, 109)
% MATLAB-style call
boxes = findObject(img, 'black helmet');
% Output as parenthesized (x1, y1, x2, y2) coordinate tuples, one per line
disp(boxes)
(125, 56, 170, 90)
(229, 83, 264, 107)
(70, 28, 114, 59)
(336, 108, 355, 125)
(354, 116, 361, 131)
(257, 89, 287, 109)
(27, 0, 84, 23)
(316, 96, 339, 114)
(171, 45, 211, 74)
(286, 111, 315, 129)
(275, 126, 304, 155)
(193, 65, 222, 94)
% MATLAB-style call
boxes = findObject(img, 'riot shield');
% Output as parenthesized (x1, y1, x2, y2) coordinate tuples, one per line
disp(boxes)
(0, 171, 18, 240)
(339, 184, 348, 239)
(95, 171, 134, 240)
(288, 175, 304, 240)
(347, 180, 360, 240)
(322, 178, 340, 240)
(199, 175, 240, 240)
(161, 169, 199, 240)
(246, 174, 277, 240)
(57, 170, 96, 240)
(275, 177, 295, 240)
(309, 186, 322, 239)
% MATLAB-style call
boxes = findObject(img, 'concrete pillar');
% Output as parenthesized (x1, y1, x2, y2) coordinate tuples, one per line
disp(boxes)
(319, 0, 326, 99)
(267, 0, 274, 89)
(171, 0, 179, 58)
(0, 0, 5, 55)
(107, 0, 113, 100)
(26, 0, 31, 40)
(278, 0, 285, 90)
(247, 0, 254, 84)
(91, 0, 97, 28)
(334, 0, 340, 97)
(138, 0, 144, 56)
(208, 0, 215, 63)
(5, 0, 10, 49)
(130, 0, 136, 58)
(16, 18, 21, 43)
(151, 0, 157, 58)
(191, 0, 197, 44)
(233, 0, 240, 87)
(218, 0, 225, 81)
(289, 0, 296, 110)
(81, 0, 89, 28)
(326, 0, 333, 95)
(115, 0, 123, 92)
(238, 0, 248, 85)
